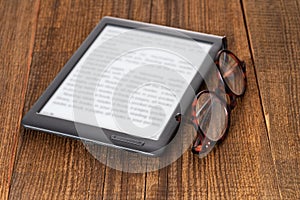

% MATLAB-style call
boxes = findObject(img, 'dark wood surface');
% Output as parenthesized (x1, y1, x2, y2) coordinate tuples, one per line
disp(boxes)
(0, 0, 299, 199)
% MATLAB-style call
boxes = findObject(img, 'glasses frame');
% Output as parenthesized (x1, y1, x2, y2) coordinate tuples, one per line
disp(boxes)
(176, 49, 247, 157)
(215, 49, 247, 109)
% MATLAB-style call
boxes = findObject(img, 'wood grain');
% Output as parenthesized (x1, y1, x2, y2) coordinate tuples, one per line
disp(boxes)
(243, 0, 300, 199)
(9, 0, 108, 199)
(9, 0, 151, 199)
(150, 0, 281, 199)
(0, 0, 40, 199)
(1, 0, 298, 199)
(101, 1, 151, 199)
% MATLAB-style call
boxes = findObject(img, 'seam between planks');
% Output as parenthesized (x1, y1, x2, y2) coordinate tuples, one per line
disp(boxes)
(240, 0, 283, 199)
(143, 1, 156, 199)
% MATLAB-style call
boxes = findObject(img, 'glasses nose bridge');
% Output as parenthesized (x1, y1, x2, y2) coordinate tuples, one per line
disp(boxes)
(228, 93, 237, 110)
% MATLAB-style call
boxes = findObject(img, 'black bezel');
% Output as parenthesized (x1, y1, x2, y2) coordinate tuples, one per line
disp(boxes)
(22, 16, 226, 156)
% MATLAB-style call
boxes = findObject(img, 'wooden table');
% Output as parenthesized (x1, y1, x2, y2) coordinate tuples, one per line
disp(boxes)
(1, 0, 299, 199)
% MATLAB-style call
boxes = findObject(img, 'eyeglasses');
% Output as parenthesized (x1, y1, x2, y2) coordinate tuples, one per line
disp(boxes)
(175, 49, 247, 158)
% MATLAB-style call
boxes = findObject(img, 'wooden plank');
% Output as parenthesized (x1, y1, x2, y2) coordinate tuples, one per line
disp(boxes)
(8, 0, 107, 199)
(9, 0, 152, 199)
(150, 0, 281, 199)
(101, 1, 151, 199)
(0, 0, 40, 199)
(142, 1, 169, 199)
(243, 0, 300, 199)
(188, 0, 282, 198)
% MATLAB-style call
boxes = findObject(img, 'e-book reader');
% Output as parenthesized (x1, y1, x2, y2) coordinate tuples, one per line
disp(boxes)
(22, 17, 226, 156)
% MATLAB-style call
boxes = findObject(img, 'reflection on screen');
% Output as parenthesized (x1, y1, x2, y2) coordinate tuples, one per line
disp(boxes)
(40, 25, 212, 140)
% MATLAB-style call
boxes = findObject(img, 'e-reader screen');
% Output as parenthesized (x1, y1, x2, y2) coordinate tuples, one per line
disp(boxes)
(39, 25, 212, 140)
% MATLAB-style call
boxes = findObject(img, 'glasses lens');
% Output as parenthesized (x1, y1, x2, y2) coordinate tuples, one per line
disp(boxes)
(218, 52, 245, 95)
(196, 92, 228, 141)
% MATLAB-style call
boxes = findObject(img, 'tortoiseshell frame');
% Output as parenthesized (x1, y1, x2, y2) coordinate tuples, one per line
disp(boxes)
(175, 49, 247, 157)
(215, 49, 247, 109)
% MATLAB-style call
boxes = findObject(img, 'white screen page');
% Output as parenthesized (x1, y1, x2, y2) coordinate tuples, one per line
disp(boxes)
(40, 25, 212, 140)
